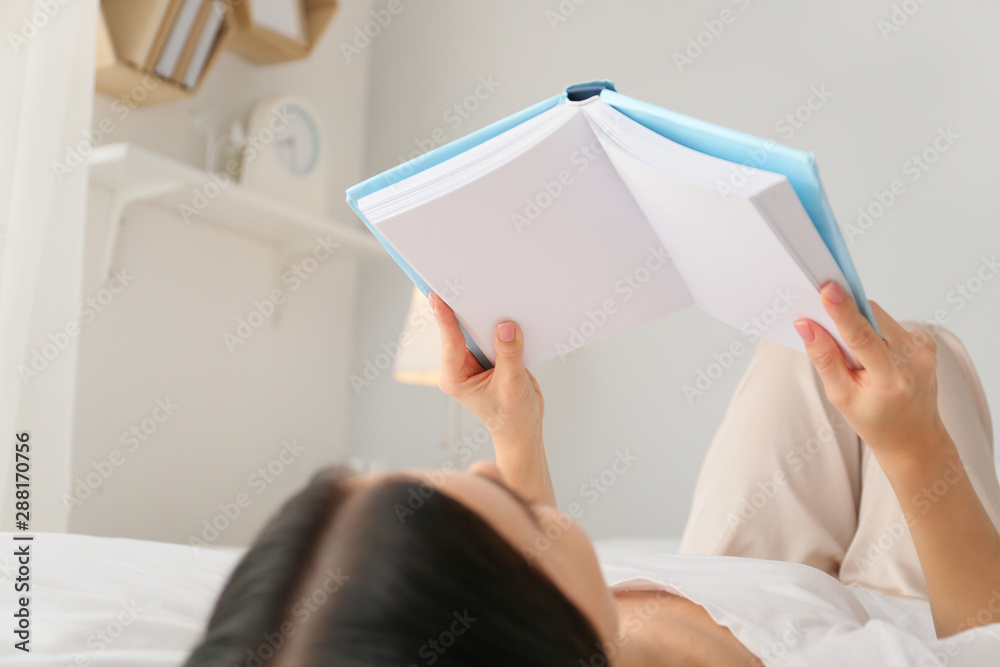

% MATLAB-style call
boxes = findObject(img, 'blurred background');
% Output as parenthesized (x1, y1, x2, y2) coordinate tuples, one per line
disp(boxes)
(2, 0, 997, 548)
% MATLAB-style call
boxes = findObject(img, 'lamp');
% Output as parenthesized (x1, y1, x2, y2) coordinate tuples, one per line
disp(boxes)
(392, 286, 442, 385)
(393, 286, 462, 464)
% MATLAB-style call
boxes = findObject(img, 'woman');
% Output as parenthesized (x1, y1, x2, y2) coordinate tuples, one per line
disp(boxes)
(185, 283, 1000, 666)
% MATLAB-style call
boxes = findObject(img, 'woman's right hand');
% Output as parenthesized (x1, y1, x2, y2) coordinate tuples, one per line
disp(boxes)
(794, 282, 944, 467)
(428, 293, 545, 450)
(429, 293, 555, 505)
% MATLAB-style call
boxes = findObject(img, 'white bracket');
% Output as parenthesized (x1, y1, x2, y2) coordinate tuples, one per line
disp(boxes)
(102, 181, 184, 281)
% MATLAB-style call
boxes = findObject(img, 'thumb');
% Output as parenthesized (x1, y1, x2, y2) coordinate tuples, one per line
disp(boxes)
(492, 321, 526, 382)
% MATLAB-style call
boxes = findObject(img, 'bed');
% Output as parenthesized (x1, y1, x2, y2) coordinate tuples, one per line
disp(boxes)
(0, 531, 238, 666)
(2, 531, 998, 666)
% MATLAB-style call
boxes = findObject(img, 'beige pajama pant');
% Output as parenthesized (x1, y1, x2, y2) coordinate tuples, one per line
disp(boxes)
(679, 325, 1000, 604)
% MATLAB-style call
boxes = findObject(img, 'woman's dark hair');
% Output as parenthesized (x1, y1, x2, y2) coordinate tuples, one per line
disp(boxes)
(184, 466, 607, 666)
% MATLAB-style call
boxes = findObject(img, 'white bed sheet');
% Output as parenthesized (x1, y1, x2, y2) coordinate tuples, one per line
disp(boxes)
(2, 531, 998, 666)
(0, 531, 242, 666)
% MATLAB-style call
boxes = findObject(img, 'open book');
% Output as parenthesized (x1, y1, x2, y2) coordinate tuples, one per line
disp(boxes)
(348, 81, 873, 369)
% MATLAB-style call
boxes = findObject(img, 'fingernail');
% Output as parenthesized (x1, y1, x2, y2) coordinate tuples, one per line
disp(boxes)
(427, 292, 438, 314)
(794, 319, 815, 343)
(826, 283, 846, 305)
(497, 322, 515, 343)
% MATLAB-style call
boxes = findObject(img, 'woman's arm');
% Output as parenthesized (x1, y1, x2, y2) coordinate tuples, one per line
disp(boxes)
(795, 283, 1000, 637)
(429, 293, 556, 506)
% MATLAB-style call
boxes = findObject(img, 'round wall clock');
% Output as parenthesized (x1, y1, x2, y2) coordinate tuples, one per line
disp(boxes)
(240, 95, 328, 215)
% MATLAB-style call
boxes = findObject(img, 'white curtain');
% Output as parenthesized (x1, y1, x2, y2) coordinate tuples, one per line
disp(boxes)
(0, 0, 97, 531)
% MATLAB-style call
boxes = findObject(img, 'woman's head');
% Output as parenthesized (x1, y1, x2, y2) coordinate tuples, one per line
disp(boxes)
(185, 462, 616, 666)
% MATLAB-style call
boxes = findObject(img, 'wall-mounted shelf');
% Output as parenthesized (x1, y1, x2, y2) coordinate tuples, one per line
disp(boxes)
(97, 1, 234, 107)
(88, 142, 386, 279)
(228, 0, 339, 65)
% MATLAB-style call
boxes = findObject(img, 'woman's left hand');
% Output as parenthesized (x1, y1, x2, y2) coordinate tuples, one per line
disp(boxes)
(794, 282, 943, 467)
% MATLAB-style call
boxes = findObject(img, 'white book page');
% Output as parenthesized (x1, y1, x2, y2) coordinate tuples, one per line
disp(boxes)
(371, 112, 694, 367)
(582, 100, 850, 297)
(593, 131, 859, 366)
(359, 103, 578, 220)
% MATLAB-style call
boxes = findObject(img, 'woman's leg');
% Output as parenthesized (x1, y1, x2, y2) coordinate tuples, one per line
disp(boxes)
(679, 337, 863, 578)
(839, 325, 1000, 603)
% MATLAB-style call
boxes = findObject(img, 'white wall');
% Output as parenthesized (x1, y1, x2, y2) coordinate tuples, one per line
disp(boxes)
(351, 0, 1000, 539)
(69, 0, 377, 546)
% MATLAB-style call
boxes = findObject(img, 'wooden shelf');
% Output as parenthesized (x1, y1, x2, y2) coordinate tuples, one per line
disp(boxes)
(97, 1, 234, 107)
(88, 142, 385, 277)
(228, 0, 338, 65)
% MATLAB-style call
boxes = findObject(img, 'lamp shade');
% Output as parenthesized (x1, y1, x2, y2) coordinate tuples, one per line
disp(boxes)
(393, 286, 443, 386)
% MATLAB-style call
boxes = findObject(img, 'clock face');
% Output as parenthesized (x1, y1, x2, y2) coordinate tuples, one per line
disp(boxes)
(241, 95, 328, 215)
(272, 103, 319, 175)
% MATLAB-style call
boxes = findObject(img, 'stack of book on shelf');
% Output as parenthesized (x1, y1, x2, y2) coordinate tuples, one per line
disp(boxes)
(97, 0, 233, 105)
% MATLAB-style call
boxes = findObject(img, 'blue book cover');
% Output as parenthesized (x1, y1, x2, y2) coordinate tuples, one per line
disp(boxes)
(347, 80, 873, 369)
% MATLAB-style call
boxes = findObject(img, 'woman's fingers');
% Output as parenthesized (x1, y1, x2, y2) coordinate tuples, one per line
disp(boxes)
(795, 318, 855, 405)
(428, 292, 481, 389)
(820, 282, 892, 375)
(492, 320, 526, 386)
